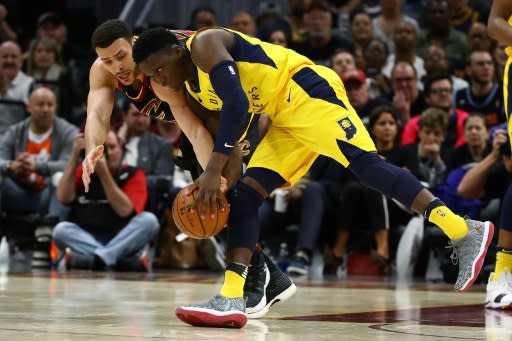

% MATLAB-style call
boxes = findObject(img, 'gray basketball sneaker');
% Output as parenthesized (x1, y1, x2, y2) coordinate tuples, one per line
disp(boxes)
(175, 295, 247, 328)
(449, 219, 494, 292)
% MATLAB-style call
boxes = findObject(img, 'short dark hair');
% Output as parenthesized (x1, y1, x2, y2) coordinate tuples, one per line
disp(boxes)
(367, 105, 403, 145)
(349, 7, 369, 24)
(419, 108, 447, 130)
(190, 6, 216, 22)
(423, 72, 453, 95)
(91, 19, 132, 49)
(132, 27, 178, 65)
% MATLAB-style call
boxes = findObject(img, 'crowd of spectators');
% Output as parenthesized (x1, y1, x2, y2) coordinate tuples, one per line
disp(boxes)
(0, 0, 506, 283)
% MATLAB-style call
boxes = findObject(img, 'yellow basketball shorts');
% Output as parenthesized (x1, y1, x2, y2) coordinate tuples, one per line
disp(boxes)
(504, 56, 512, 147)
(247, 65, 376, 187)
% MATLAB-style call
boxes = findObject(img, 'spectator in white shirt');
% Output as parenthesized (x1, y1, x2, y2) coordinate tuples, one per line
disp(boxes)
(0, 40, 34, 104)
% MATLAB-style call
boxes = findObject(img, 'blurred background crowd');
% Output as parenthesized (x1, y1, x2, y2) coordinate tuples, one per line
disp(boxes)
(0, 0, 506, 286)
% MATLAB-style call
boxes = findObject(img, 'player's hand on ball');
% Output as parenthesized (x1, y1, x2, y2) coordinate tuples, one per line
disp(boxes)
(187, 170, 225, 219)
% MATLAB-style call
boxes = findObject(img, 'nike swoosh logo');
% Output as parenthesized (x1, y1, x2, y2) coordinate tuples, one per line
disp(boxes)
(224, 142, 234, 148)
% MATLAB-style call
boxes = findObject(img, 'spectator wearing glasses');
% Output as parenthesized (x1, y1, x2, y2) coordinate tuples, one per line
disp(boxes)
(383, 61, 427, 124)
(402, 73, 469, 150)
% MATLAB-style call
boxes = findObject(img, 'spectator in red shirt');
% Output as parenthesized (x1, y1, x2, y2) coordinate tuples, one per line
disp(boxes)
(52, 130, 159, 271)
(401, 73, 468, 149)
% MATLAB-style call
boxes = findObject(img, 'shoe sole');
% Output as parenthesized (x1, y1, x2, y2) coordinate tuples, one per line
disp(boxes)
(248, 282, 297, 319)
(485, 301, 512, 310)
(246, 265, 270, 314)
(457, 221, 494, 292)
(175, 306, 247, 328)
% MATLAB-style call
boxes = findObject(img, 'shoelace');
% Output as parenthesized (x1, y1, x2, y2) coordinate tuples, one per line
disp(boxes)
(446, 243, 458, 266)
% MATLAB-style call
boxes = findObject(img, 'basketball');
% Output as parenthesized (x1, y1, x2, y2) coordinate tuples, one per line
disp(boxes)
(172, 184, 230, 239)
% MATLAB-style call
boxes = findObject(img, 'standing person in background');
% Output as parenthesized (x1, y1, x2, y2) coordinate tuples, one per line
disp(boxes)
(482, 0, 512, 309)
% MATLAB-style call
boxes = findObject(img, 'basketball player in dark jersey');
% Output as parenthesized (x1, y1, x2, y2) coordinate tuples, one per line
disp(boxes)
(81, 19, 294, 319)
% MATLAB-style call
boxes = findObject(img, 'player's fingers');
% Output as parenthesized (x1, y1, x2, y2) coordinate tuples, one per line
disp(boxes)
(200, 191, 212, 219)
(84, 157, 95, 175)
(190, 188, 200, 212)
(220, 177, 228, 193)
(93, 145, 104, 161)
(209, 193, 218, 218)
(82, 173, 90, 193)
(218, 193, 228, 212)
(186, 181, 200, 196)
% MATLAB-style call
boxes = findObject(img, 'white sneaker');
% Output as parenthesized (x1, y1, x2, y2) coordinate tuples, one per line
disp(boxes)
(485, 269, 512, 309)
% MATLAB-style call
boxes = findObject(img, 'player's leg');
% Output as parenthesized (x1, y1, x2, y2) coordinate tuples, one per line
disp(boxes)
(486, 57, 512, 308)
(176, 127, 310, 328)
(486, 184, 512, 309)
(285, 64, 494, 292)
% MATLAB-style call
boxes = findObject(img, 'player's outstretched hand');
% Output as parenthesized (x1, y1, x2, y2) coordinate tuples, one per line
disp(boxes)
(82, 145, 104, 192)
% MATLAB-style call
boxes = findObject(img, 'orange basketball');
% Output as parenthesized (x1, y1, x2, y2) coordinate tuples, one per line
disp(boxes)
(172, 184, 230, 239)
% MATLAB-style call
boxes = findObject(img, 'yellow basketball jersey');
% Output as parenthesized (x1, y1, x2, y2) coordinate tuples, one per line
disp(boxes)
(184, 29, 314, 117)
(506, 16, 512, 57)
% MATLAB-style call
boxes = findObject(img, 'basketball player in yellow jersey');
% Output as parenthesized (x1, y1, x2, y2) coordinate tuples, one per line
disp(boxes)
(483, 0, 512, 310)
(133, 27, 494, 328)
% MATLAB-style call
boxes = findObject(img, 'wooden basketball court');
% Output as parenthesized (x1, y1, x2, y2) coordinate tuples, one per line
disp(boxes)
(0, 269, 508, 340)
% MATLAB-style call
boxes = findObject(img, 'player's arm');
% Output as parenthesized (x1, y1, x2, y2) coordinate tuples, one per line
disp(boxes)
(152, 83, 243, 189)
(151, 84, 214, 170)
(82, 60, 117, 191)
(488, 0, 512, 46)
(190, 29, 248, 184)
(56, 134, 85, 204)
